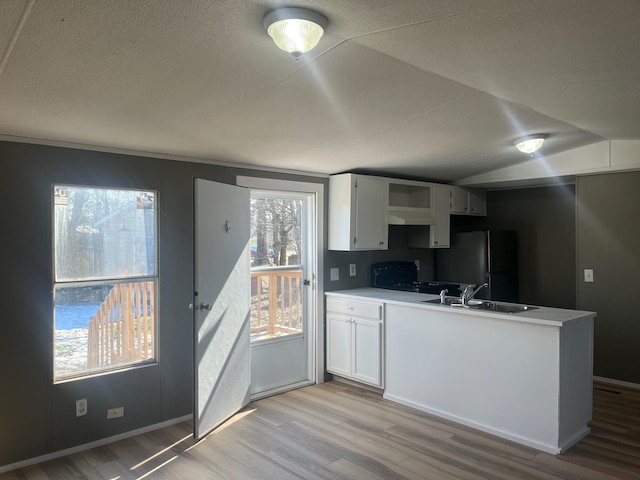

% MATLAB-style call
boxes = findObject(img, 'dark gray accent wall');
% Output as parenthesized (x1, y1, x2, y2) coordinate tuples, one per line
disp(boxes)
(451, 185, 577, 309)
(0, 141, 326, 467)
(577, 172, 640, 383)
(324, 225, 436, 291)
(323, 186, 577, 309)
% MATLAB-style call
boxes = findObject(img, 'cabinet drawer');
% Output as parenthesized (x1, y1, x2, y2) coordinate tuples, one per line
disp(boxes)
(326, 297, 382, 319)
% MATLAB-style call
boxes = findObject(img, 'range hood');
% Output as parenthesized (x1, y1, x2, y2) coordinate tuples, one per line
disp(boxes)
(388, 208, 435, 225)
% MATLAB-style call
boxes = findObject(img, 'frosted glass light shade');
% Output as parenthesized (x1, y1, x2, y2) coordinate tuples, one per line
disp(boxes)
(514, 134, 547, 154)
(264, 8, 328, 58)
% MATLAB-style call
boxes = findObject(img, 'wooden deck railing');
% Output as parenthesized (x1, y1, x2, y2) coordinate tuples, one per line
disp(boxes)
(250, 269, 303, 339)
(87, 271, 298, 364)
(88, 282, 155, 368)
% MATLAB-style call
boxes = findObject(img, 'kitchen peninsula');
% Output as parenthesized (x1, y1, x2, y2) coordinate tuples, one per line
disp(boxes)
(325, 288, 595, 454)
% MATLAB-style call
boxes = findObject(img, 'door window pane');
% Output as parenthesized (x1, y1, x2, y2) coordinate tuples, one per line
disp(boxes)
(250, 197, 301, 267)
(250, 195, 304, 341)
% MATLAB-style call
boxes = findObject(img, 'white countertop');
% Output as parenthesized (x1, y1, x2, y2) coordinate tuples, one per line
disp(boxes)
(325, 288, 596, 326)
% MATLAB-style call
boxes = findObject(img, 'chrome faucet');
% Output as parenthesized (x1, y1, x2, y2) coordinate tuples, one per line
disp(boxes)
(461, 283, 488, 305)
(439, 289, 448, 304)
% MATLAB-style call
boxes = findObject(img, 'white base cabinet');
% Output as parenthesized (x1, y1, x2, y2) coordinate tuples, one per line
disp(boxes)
(326, 296, 383, 388)
(325, 288, 595, 454)
(384, 303, 593, 454)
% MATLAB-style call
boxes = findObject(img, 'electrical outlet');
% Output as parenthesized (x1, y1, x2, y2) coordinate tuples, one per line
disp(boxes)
(330, 268, 339, 281)
(349, 264, 356, 276)
(584, 269, 594, 283)
(107, 407, 124, 419)
(414, 260, 420, 271)
(76, 398, 87, 417)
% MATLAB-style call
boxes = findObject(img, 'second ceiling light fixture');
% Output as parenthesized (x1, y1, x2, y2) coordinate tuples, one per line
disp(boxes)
(514, 134, 547, 154)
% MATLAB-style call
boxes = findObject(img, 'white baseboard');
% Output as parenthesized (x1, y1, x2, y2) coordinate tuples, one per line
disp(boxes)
(250, 379, 316, 401)
(594, 376, 640, 390)
(0, 415, 192, 474)
(383, 393, 584, 455)
(331, 375, 384, 394)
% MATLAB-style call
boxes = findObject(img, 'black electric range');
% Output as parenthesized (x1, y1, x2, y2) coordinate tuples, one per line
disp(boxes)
(370, 261, 462, 296)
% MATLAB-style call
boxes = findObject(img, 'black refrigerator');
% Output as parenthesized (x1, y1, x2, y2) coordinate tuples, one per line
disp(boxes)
(435, 231, 518, 302)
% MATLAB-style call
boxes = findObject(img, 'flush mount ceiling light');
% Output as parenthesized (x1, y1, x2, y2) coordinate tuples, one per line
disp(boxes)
(514, 134, 547, 154)
(264, 7, 328, 59)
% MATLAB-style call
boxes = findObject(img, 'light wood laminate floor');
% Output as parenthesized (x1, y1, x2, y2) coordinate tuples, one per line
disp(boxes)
(2, 380, 639, 479)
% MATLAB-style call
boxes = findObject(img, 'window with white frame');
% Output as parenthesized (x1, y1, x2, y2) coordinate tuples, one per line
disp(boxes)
(53, 185, 158, 381)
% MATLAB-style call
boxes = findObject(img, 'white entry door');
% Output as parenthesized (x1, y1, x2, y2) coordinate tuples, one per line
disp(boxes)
(193, 179, 250, 440)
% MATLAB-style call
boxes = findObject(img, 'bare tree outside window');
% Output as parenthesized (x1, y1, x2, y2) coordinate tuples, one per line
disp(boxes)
(53, 185, 157, 381)
(250, 197, 301, 267)
(249, 193, 304, 341)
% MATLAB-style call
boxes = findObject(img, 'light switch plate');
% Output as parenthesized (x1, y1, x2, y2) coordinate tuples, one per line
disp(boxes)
(330, 268, 339, 281)
(584, 269, 594, 282)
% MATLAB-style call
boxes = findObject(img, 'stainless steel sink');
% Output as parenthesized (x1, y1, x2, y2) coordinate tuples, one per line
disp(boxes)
(464, 299, 538, 313)
(423, 297, 462, 307)
(423, 297, 538, 314)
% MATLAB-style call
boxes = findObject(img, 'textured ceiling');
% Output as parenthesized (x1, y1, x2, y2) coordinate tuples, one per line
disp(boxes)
(0, 0, 638, 182)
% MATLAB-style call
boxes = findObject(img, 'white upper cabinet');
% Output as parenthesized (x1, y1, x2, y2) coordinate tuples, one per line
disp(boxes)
(450, 186, 469, 213)
(329, 174, 486, 251)
(450, 187, 486, 216)
(430, 185, 451, 247)
(328, 173, 388, 251)
(407, 184, 451, 249)
(387, 180, 434, 225)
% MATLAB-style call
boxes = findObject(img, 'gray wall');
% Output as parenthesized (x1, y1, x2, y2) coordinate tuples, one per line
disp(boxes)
(324, 179, 640, 386)
(453, 185, 577, 309)
(0, 141, 326, 467)
(577, 172, 640, 383)
(324, 225, 437, 291)
(324, 185, 578, 310)
(3, 137, 639, 468)
(467, 178, 640, 384)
